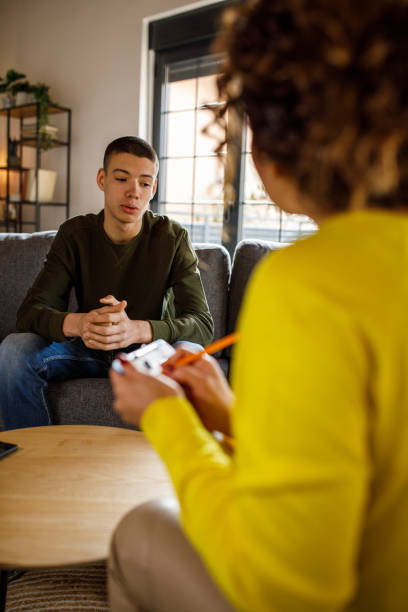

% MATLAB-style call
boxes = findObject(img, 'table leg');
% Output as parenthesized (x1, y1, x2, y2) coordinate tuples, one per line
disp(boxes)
(0, 570, 7, 612)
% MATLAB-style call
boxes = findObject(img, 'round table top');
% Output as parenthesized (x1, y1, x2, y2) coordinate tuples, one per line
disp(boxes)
(0, 425, 174, 569)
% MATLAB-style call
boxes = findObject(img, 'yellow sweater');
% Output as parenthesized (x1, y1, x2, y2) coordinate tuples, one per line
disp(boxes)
(141, 210, 408, 612)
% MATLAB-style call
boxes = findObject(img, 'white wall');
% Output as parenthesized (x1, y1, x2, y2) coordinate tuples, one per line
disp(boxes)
(0, 0, 215, 229)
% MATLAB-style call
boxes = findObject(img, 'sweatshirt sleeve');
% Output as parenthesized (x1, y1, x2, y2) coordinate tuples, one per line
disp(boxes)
(141, 252, 370, 612)
(16, 227, 75, 342)
(149, 229, 214, 345)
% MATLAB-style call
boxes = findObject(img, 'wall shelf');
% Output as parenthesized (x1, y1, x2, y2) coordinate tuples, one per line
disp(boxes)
(0, 103, 70, 119)
(0, 102, 71, 232)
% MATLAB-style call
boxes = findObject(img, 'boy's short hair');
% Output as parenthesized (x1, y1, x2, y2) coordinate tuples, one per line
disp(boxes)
(103, 136, 159, 173)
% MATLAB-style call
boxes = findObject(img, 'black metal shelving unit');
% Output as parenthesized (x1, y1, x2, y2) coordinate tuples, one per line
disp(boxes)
(0, 102, 71, 232)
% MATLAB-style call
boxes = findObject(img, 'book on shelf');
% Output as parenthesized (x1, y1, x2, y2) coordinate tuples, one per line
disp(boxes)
(21, 124, 59, 140)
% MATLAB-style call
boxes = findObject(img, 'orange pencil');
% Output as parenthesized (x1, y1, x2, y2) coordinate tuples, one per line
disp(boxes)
(172, 332, 240, 368)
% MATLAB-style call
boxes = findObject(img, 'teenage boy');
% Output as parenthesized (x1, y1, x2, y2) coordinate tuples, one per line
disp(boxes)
(0, 136, 213, 430)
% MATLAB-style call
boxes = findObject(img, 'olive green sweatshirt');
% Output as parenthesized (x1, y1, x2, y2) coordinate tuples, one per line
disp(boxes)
(17, 210, 214, 345)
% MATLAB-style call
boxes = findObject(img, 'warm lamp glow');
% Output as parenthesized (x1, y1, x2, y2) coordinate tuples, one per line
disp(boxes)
(0, 149, 6, 198)
(0, 150, 22, 199)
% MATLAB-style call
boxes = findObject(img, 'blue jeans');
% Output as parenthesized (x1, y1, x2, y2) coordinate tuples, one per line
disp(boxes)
(0, 333, 202, 431)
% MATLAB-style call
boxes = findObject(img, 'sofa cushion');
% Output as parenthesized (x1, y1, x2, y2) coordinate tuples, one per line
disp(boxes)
(48, 378, 127, 427)
(228, 239, 287, 336)
(193, 243, 231, 346)
(0, 232, 56, 341)
(0, 233, 228, 345)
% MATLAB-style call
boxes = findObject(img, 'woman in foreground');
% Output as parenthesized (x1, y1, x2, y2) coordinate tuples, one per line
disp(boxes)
(108, 1, 408, 610)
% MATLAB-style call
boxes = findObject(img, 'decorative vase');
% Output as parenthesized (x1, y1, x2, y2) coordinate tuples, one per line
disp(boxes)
(15, 92, 28, 105)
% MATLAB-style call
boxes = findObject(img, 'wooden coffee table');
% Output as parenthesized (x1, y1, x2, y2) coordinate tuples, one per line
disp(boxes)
(0, 425, 174, 611)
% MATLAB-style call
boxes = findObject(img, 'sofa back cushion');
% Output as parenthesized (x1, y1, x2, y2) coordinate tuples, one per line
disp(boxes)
(193, 243, 231, 344)
(228, 239, 287, 336)
(0, 233, 230, 346)
(0, 232, 57, 341)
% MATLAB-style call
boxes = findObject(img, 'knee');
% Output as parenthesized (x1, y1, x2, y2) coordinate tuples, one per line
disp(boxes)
(0, 333, 47, 372)
(113, 498, 178, 546)
(109, 499, 179, 610)
(110, 498, 179, 569)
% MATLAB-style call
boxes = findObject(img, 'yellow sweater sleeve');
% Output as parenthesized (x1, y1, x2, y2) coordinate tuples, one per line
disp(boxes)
(142, 250, 370, 612)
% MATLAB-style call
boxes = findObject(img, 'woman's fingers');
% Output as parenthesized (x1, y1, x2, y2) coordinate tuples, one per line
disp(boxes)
(163, 346, 197, 370)
(109, 361, 183, 426)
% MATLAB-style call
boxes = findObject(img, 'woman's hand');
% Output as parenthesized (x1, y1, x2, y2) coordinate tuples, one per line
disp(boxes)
(110, 361, 184, 427)
(163, 347, 234, 435)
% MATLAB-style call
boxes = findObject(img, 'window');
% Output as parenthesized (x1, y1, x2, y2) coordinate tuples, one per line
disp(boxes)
(154, 51, 225, 244)
(149, 2, 316, 254)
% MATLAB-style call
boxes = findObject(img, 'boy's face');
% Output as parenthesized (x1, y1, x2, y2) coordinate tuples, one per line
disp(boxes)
(97, 152, 157, 240)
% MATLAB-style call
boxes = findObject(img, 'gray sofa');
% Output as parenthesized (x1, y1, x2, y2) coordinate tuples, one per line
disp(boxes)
(0, 231, 282, 429)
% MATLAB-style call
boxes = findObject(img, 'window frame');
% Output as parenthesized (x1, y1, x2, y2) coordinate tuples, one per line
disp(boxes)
(147, 1, 315, 254)
(150, 2, 245, 256)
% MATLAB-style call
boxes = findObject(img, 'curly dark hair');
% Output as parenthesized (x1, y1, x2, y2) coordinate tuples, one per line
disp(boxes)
(213, 0, 408, 212)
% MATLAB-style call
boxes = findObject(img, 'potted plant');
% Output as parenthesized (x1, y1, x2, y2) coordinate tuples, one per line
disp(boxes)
(31, 83, 51, 125)
(30, 83, 54, 150)
(11, 80, 34, 106)
(0, 69, 26, 107)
